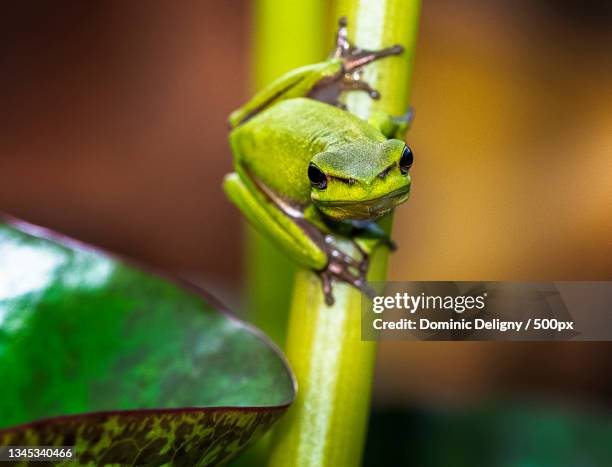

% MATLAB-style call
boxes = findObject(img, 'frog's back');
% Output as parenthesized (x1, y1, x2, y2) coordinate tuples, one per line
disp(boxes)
(230, 98, 385, 202)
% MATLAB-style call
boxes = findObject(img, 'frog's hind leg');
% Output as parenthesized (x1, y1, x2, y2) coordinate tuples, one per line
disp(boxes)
(224, 171, 377, 305)
(335, 16, 403, 100)
(308, 17, 403, 107)
(333, 17, 404, 72)
(223, 172, 327, 272)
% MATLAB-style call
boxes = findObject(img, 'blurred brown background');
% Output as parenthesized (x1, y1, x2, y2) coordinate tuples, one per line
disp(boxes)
(1, 1, 611, 408)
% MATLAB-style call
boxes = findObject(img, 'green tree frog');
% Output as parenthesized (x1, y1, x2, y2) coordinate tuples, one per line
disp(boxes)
(224, 18, 414, 305)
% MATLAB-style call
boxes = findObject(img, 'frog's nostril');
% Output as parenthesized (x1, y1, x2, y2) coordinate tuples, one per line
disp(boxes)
(378, 166, 391, 179)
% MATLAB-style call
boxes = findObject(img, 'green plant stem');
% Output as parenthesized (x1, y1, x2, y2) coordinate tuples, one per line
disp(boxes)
(267, 1, 420, 466)
(247, 0, 327, 347)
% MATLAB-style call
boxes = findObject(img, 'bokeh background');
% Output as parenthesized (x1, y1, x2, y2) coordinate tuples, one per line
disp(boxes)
(1, 0, 611, 456)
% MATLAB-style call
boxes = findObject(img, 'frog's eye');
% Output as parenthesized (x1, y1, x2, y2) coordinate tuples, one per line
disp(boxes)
(399, 146, 413, 175)
(308, 163, 327, 190)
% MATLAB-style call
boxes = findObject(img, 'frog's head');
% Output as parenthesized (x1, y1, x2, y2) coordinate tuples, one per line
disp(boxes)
(308, 139, 412, 220)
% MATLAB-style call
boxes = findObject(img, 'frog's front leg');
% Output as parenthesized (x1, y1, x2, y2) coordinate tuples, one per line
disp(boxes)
(224, 172, 374, 305)
(368, 107, 415, 140)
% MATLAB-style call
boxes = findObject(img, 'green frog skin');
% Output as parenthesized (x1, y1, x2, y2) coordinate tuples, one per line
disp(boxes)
(223, 18, 414, 305)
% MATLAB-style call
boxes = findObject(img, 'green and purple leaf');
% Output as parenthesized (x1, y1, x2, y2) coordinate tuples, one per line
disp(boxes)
(0, 215, 295, 466)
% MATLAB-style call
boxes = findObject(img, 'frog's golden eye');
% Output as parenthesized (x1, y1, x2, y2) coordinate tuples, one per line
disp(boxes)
(308, 163, 328, 190)
(400, 145, 413, 175)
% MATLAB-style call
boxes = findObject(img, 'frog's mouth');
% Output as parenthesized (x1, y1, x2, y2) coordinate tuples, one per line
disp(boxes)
(314, 185, 410, 221)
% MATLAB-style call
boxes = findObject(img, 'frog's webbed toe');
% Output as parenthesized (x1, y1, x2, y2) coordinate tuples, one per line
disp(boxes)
(319, 235, 376, 306)
(333, 16, 403, 101)
(339, 70, 380, 100)
(308, 17, 403, 109)
(332, 17, 403, 68)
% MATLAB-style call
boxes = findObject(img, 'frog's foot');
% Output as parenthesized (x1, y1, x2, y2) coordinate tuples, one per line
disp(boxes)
(339, 71, 380, 99)
(333, 16, 403, 100)
(307, 17, 403, 108)
(319, 234, 376, 306)
(347, 219, 398, 252)
(368, 107, 415, 140)
(333, 17, 403, 71)
(393, 107, 415, 130)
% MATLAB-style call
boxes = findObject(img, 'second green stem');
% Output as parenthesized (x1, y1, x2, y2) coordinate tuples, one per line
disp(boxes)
(267, 1, 421, 466)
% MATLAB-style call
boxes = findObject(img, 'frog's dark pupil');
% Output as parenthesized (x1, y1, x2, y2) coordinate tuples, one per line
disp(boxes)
(400, 146, 413, 175)
(308, 163, 327, 189)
